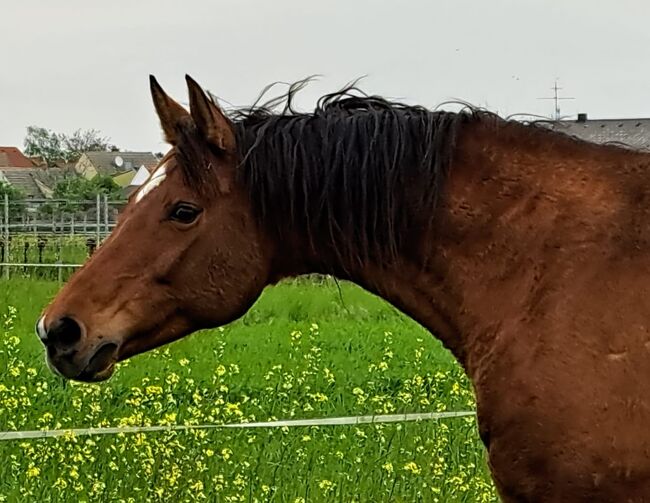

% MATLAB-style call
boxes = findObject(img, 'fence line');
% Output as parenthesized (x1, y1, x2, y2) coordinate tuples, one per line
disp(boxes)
(0, 194, 126, 279)
(0, 410, 476, 441)
(2, 194, 124, 237)
(0, 263, 83, 269)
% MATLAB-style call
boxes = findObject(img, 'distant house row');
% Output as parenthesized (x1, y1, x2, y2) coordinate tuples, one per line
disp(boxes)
(0, 147, 160, 199)
(547, 114, 650, 151)
(2, 113, 650, 201)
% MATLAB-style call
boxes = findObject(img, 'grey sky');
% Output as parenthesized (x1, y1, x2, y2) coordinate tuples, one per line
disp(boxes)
(2, 0, 650, 153)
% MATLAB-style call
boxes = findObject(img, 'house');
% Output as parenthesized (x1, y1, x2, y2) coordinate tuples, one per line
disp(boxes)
(0, 146, 75, 198)
(0, 168, 53, 198)
(0, 146, 35, 168)
(117, 165, 152, 198)
(549, 114, 650, 151)
(75, 151, 158, 179)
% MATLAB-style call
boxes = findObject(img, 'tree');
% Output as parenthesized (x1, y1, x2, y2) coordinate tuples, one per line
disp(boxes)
(52, 175, 123, 213)
(0, 182, 23, 200)
(63, 129, 115, 161)
(53, 175, 122, 200)
(23, 127, 64, 165)
(0, 182, 25, 219)
(24, 126, 116, 165)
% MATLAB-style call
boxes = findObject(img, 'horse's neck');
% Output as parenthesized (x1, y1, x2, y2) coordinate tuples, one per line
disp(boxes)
(271, 120, 650, 376)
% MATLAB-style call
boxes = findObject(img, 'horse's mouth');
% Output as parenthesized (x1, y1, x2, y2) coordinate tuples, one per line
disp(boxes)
(78, 343, 118, 381)
(48, 343, 118, 383)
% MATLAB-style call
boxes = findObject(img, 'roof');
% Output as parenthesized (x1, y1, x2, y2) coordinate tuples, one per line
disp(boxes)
(0, 168, 47, 198)
(34, 166, 75, 188)
(549, 118, 650, 151)
(112, 170, 136, 187)
(129, 165, 152, 186)
(81, 151, 158, 176)
(0, 167, 71, 199)
(0, 147, 34, 168)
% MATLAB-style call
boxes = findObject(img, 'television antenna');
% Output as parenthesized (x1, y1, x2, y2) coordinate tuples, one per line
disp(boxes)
(538, 80, 575, 121)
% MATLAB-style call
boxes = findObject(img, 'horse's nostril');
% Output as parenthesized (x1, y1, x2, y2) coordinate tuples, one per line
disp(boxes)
(46, 317, 83, 348)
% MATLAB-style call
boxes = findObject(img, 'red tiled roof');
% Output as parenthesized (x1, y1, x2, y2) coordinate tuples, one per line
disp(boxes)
(0, 147, 34, 168)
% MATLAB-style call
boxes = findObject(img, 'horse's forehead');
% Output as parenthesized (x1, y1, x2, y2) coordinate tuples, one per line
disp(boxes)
(134, 161, 172, 204)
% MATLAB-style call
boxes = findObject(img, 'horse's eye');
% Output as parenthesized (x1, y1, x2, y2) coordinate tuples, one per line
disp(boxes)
(169, 203, 201, 224)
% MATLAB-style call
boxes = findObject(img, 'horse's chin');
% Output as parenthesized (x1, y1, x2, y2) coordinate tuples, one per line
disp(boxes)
(76, 362, 116, 382)
(47, 358, 116, 382)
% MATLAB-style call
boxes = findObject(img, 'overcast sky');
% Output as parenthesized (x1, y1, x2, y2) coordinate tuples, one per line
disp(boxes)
(2, 0, 650, 153)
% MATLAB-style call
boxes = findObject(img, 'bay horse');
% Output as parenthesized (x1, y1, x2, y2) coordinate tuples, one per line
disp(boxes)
(37, 75, 650, 501)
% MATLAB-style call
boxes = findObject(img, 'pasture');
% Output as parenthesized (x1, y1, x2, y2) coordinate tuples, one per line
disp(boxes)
(0, 277, 496, 502)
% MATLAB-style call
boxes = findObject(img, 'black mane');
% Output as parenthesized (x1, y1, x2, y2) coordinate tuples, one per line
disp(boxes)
(172, 82, 643, 268)
(230, 87, 475, 266)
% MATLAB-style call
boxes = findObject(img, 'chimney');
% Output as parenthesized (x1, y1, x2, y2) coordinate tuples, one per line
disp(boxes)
(577, 113, 588, 123)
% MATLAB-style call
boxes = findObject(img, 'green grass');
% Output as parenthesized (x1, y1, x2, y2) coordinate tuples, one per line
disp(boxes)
(0, 278, 497, 502)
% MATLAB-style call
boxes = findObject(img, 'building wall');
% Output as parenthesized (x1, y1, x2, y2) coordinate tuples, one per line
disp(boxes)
(75, 154, 98, 179)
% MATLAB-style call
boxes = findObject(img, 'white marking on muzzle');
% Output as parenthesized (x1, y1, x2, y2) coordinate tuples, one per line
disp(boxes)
(135, 164, 167, 203)
(37, 315, 47, 342)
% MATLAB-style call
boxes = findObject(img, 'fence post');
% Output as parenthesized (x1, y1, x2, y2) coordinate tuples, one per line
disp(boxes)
(3, 194, 8, 280)
(103, 194, 109, 238)
(57, 238, 62, 283)
(95, 194, 100, 244)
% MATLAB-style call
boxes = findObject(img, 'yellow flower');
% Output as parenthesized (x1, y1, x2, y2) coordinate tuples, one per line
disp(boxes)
(26, 466, 40, 478)
(145, 385, 162, 396)
(382, 462, 394, 473)
(403, 461, 421, 475)
(318, 479, 334, 492)
(53, 478, 68, 489)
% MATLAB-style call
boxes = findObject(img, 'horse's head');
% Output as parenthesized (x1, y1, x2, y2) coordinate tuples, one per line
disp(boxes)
(37, 76, 272, 381)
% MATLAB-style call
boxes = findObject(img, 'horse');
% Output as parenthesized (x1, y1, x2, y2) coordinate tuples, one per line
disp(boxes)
(36, 75, 650, 501)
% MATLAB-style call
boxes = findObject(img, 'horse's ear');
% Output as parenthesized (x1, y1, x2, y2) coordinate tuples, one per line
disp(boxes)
(186, 75, 235, 153)
(150, 75, 190, 145)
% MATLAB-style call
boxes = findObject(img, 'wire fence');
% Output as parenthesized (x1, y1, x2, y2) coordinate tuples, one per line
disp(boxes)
(1, 194, 125, 281)
(0, 411, 476, 441)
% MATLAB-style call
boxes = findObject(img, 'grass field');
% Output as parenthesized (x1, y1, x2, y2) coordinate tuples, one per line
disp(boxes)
(0, 277, 497, 502)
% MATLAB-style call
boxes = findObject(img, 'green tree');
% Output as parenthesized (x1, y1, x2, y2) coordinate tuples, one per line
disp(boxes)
(23, 127, 64, 165)
(53, 174, 121, 199)
(52, 175, 122, 213)
(24, 126, 116, 165)
(0, 182, 25, 219)
(63, 129, 116, 161)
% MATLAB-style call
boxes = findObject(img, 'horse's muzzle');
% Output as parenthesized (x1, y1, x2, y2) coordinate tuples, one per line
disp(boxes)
(36, 315, 118, 382)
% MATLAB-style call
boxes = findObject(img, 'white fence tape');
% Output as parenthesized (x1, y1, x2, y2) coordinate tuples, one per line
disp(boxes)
(0, 410, 475, 441)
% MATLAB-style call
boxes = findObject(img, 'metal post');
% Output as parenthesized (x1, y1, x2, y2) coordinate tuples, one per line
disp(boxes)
(57, 238, 62, 283)
(4, 194, 9, 280)
(103, 194, 109, 238)
(95, 194, 100, 244)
